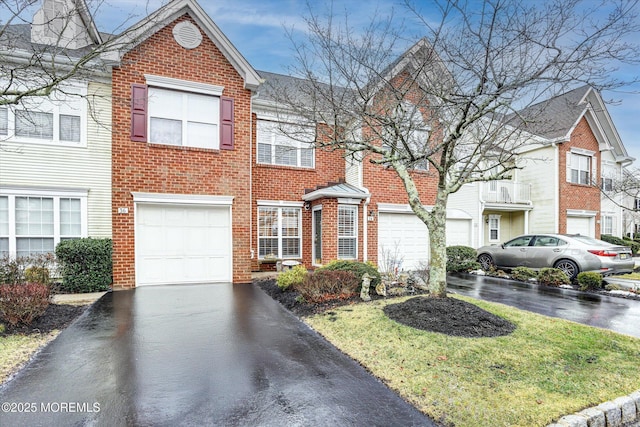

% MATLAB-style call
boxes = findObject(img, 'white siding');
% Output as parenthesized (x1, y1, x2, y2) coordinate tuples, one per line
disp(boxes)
(600, 151, 624, 237)
(518, 145, 557, 234)
(447, 183, 480, 247)
(0, 81, 112, 238)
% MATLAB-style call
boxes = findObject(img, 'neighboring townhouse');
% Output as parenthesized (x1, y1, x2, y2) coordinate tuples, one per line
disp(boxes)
(450, 85, 634, 246)
(0, 1, 112, 260)
(517, 86, 634, 239)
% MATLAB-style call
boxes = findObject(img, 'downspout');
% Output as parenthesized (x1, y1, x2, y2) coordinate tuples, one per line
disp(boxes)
(249, 92, 258, 260)
(478, 183, 485, 247)
(363, 193, 370, 262)
(553, 143, 560, 233)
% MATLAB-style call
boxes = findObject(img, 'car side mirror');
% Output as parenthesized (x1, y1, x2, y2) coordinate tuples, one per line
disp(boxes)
(501, 243, 505, 249)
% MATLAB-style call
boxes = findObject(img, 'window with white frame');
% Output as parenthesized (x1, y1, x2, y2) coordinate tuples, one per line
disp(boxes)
(0, 84, 85, 145)
(148, 86, 220, 149)
(0, 196, 8, 255)
(338, 205, 357, 259)
(257, 120, 315, 168)
(0, 192, 85, 258)
(258, 206, 301, 259)
(569, 153, 591, 185)
(601, 177, 613, 192)
(601, 215, 615, 235)
(488, 215, 501, 242)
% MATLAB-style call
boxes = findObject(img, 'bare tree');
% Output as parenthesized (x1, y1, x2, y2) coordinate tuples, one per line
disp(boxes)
(0, 0, 160, 115)
(267, 0, 640, 297)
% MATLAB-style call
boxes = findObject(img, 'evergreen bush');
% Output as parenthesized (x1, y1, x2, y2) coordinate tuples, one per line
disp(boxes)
(447, 246, 480, 272)
(538, 268, 570, 287)
(510, 267, 538, 282)
(318, 260, 381, 288)
(55, 238, 112, 293)
(276, 264, 307, 291)
(577, 272, 603, 291)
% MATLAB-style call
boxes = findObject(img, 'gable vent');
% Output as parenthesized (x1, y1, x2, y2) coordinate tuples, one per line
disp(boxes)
(172, 21, 202, 49)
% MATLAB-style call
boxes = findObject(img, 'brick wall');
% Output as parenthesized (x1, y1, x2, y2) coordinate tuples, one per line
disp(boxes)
(111, 15, 253, 288)
(558, 117, 601, 236)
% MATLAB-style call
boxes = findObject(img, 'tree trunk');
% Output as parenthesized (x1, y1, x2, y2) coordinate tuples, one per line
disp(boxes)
(426, 190, 448, 298)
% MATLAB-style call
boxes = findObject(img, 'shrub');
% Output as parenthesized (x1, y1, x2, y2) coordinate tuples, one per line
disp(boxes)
(295, 270, 359, 303)
(538, 268, 570, 287)
(447, 246, 480, 272)
(510, 267, 538, 282)
(0, 254, 55, 286)
(601, 234, 639, 254)
(577, 272, 603, 291)
(24, 266, 51, 285)
(55, 238, 112, 293)
(276, 264, 307, 291)
(318, 260, 381, 288)
(0, 283, 51, 326)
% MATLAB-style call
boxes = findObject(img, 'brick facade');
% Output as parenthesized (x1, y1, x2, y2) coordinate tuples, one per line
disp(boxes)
(111, 15, 253, 288)
(558, 117, 602, 236)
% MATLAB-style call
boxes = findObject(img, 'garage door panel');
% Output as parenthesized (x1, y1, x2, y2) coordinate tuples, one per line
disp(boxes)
(136, 204, 232, 286)
(567, 216, 593, 237)
(379, 213, 429, 272)
(447, 219, 471, 247)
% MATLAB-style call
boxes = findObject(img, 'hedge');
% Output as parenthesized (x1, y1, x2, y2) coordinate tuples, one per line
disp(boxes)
(55, 238, 112, 293)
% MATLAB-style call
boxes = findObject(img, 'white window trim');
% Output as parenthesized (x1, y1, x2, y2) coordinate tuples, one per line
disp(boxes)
(144, 74, 224, 96)
(601, 213, 616, 235)
(256, 119, 315, 169)
(132, 192, 233, 206)
(257, 205, 302, 260)
(0, 188, 88, 258)
(338, 205, 358, 260)
(488, 214, 501, 243)
(0, 82, 87, 148)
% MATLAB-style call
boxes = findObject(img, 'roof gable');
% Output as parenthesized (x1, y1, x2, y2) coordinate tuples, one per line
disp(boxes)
(511, 85, 633, 164)
(31, 0, 102, 49)
(103, 0, 261, 90)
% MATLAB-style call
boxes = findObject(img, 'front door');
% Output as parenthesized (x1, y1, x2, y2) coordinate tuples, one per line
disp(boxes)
(313, 208, 322, 265)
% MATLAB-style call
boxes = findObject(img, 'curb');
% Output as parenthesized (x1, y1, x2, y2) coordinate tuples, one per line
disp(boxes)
(548, 390, 640, 427)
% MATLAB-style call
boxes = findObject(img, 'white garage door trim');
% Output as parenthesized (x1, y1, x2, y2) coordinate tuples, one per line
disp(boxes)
(132, 193, 234, 286)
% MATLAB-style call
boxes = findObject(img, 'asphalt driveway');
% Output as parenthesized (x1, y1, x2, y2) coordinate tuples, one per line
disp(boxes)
(0, 283, 436, 427)
(447, 273, 640, 338)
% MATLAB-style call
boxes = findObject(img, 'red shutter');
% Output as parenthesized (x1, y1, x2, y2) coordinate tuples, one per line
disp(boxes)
(131, 84, 147, 142)
(220, 96, 234, 150)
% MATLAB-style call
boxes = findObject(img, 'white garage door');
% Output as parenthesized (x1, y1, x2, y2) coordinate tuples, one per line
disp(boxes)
(566, 216, 594, 237)
(446, 219, 472, 246)
(136, 204, 232, 286)
(378, 212, 430, 272)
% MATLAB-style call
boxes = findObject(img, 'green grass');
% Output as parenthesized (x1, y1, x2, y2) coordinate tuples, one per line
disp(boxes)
(0, 331, 59, 384)
(615, 272, 640, 280)
(306, 295, 640, 427)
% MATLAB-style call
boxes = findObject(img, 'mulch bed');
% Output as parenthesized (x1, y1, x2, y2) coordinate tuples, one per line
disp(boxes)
(256, 278, 516, 338)
(2, 303, 89, 336)
(383, 296, 516, 337)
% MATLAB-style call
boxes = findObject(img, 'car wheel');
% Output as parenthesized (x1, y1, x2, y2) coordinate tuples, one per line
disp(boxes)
(554, 259, 579, 279)
(478, 253, 495, 271)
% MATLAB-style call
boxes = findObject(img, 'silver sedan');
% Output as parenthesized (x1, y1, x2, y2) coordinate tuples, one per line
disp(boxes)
(476, 234, 634, 279)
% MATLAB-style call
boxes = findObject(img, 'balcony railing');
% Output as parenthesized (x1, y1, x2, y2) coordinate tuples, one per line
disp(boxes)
(482, 181, 531, 204)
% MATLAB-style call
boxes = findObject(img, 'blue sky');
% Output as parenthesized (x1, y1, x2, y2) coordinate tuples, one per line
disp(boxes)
(67, 0, 640, 164)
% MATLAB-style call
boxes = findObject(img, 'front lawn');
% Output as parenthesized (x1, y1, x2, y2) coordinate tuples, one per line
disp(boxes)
(305, 294, 640, 427)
